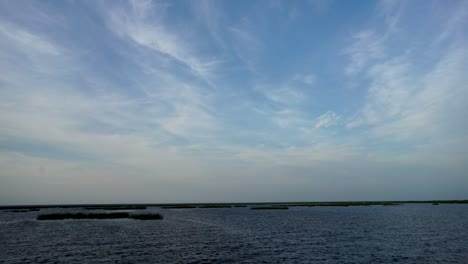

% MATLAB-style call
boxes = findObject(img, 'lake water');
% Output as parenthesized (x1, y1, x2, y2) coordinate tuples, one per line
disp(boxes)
(1, 204, 467, 263)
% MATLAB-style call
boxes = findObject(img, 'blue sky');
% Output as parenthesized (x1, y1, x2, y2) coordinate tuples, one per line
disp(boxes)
(1, 0, 467, 204)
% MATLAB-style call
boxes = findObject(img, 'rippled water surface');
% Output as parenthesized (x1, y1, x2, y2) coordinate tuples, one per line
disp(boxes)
(1, 204, 467, 263)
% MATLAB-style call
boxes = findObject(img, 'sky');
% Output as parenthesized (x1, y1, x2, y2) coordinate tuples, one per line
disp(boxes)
(1, 0, 467, 205)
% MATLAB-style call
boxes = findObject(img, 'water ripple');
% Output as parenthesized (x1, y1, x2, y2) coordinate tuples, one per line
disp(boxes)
(1, 205, 468, 263)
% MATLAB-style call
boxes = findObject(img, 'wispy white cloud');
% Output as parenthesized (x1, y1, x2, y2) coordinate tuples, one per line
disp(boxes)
(192, 0, 226, 50)
(343, 30, 386, 75)
(0, 21, 60, 55)
(229, 23, 263, 74)
(293, 73, 316, 85)
(343, 0, 468, 166)
(362, 56, 412, 124)
(252, 80, 311, 132)
(393, 47, 466, 137)
(271, 109, 307, 129)
(260, 85, 304, 105)
(0, 13, 219, 167)
(315, 111, 340, 128)
(376, 0, 404, 33)
(433, 1, 468, 46)
(347, 43, 468, 143)
(308, 0, 334, 12)
(102, 0, 220, 82)
(342, 0, 407, 76)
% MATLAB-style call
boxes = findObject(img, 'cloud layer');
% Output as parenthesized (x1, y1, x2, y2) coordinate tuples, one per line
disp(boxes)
(1, 0, 467, 204)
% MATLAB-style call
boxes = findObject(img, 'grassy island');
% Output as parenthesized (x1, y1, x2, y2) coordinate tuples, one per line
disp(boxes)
(2, 200, 467, 212)
(161, 205, 197, 209)
(9, 208, 40, 212)
(37, 212, 163, 220)
(303, 201, 399, 207)
(198, 205, 232, 208)
(84, 205, 147, 210)
(130, 214, 164, 220)
(251, 206, 289, 210)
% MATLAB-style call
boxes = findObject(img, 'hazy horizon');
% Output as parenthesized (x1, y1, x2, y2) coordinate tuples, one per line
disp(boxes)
(1, 0, 468, 205)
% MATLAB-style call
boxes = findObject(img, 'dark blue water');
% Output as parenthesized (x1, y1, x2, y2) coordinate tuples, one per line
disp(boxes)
(1, 204, 467, 263)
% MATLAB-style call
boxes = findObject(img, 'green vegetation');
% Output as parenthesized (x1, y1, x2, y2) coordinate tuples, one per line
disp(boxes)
(38, 212, 128, 220)
(282, 201, 400, 207)
(198, 205, 232, 208)
(251, 206, 289, 210)
(37, 212, 163, 220)
(8, 208, 40, 212)
(84, 205, 146, 210)
(427, 200, 468, 204)
(2, 200, 467, 212)
(162, 205, 197, 209)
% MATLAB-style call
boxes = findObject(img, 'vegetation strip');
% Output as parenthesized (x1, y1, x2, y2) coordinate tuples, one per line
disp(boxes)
(7, 208, 40, 212)
(251, 206, 289, 210)
(198, 205, 232, 208)
(37, 212, 163, 220)
(302, 202, 399, 207)
(84, 206, 147, 210)
(162, 205, 197, 209)
(2, 200, 467, 211)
